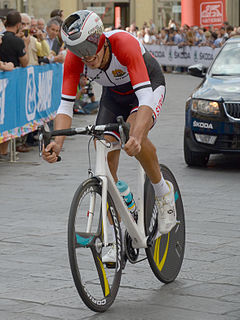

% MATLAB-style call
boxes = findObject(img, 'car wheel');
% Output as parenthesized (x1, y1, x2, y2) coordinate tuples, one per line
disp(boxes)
(184, 136, 210, 167)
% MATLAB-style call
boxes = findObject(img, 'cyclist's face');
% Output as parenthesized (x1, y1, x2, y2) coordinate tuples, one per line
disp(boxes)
(81, 46, 105, 69)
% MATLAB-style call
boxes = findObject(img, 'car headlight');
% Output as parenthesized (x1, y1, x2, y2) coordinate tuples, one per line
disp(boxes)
(192, 99, 220, 115)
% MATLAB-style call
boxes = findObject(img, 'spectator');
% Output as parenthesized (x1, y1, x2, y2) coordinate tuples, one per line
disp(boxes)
(0, 16, 6, 34)
(46, 18, 65, 63)
(129, 23, 137, 37)
(225, 25, 234, 39)
(168, 18, 176, 30)
(149, 19, 156, 33)
(37, 18, 46, 32)
(213, 26, 226, 47)
(49, 16, 64, 56)
(143, 27, 156, 44)
(73, 74, 99, 115)
(186, 29, 195, 46)
(157, 27, 168, 44)
(0, 10, 29, 67)
(50, 9, 64, 21)
(136, 29, 144, 44)
(0, 10, 30, 157)
(21, 13, 50, 66)
(0, 35, 14, 71)
(166, 27, 175, 45)
(199, 30, 214, 47)
(195, 27, 206, 45)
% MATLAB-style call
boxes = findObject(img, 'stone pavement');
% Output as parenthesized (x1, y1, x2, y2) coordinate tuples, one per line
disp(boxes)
(0, 74, 240, 320)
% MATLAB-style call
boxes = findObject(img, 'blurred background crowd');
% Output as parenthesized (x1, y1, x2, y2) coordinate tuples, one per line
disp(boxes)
(120, 18, 240, 48)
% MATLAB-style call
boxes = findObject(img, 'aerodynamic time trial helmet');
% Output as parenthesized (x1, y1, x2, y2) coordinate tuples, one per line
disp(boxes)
(61, 10, 105, 58)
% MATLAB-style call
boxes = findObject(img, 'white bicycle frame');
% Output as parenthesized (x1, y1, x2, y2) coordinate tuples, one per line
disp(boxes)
(90, 138, 149, 249)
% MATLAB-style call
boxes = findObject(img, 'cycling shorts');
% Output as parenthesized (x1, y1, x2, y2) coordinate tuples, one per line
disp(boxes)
(96, 84, 166, 140)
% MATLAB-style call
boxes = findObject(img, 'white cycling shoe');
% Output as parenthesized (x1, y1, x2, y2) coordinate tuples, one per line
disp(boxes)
(155, 181, 177, 234)
(102, 244, 116, 263)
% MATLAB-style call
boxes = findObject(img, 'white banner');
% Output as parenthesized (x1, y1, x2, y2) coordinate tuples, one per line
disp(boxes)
(145, 45, 221, 67)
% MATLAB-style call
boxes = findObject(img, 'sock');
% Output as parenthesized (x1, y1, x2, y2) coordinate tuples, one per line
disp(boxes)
(152, 176, 170, 198)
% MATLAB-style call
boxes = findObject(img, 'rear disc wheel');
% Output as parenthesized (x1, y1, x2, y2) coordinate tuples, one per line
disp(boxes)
(145, 165, 185, 283)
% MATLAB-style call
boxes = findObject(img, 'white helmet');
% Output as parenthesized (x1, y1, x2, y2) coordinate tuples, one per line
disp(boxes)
(61, 10, 105, 58)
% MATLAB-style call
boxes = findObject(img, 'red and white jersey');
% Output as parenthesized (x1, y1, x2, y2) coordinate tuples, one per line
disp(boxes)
(59, 30, 165, 117)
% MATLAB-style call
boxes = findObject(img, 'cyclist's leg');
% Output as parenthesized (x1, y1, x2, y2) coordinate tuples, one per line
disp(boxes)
(96, 88, 135, 183)
(126, 86, 176, 234)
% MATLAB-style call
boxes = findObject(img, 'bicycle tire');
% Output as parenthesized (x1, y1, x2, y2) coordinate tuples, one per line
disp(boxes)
(144, 164, 185, 283)
(68, 177, 123, 312)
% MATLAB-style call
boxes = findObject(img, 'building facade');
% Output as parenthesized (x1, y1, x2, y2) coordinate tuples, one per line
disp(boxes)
(0, 0, 239, 29)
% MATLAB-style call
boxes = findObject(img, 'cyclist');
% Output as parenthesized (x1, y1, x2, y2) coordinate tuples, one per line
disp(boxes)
(42, 10, 177, 262)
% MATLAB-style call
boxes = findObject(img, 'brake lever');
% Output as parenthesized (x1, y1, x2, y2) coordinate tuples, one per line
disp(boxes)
(117, 116, 130, 148)
(38, 124, 61, 162)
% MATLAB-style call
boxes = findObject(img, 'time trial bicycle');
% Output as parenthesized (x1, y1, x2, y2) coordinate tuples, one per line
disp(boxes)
(38, 116, 185, 312)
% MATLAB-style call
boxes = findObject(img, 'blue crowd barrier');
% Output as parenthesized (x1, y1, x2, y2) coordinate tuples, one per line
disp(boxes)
(0, 63, 63, 143)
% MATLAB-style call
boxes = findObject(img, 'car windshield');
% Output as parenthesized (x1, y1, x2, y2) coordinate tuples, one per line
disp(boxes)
(210, 42, 240, 76)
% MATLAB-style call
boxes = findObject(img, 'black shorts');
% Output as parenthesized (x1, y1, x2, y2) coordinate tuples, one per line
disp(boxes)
(96, 84, 166, 139)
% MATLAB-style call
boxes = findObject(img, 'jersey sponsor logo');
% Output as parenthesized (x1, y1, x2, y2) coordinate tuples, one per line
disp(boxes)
(193, 120, 213, 129)
(112, 69, 126, 78)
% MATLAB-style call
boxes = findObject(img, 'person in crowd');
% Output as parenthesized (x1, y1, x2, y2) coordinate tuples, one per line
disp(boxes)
(225, 25, 234, 39)
(0, 60, 14, 71)
(0, 10, 30, 157)
(213, 26, 226, 47)
(199, 30, 214, 47)
(195, 27, 206, 45)
(236, 26, 240, 35)
(168, 18, 177, 30)
(46, 18, 65, 63)
(49, 16, 64, 56)
(50, 9, 64, 21)
(0, 35, 14, 71)
(0, 10, 29, 67)
(149, 19, 156, 33)
(21, 13, 50, 66)
(165, 27, 175, 45)
(73, 74, 99, 115)
(186, 29, 196, 46)
(0, 16, 6, 34)
(37, 18, 46, 32)
(129, 22, 137, 37)
(19, 14, 50, 149)
(143, 27, 156, 44)
(157, 27, 168, 45)
(136, 29, 145, 44)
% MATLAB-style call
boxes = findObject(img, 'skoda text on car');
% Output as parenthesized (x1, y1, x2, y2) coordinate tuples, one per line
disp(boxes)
(184, 36, 240, 166)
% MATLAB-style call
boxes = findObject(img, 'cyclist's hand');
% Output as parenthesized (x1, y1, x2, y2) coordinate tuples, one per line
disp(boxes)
(42, 141, 61, 163)
(124, 136, 141, 157)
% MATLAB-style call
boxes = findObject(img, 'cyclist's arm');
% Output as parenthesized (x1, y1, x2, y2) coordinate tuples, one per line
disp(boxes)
(43, 51, 84, 162)
(113, 33, 155, 150)
(55, 50, 84, 147)
(54, 113, 72, 150)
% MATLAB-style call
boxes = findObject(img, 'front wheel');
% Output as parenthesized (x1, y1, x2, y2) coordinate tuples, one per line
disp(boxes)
(144, 164, 185, 283)
(68, 178, 123, 312)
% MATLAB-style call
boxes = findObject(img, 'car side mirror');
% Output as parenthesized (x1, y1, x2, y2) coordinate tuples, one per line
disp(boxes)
(188, 64, 206, 78)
